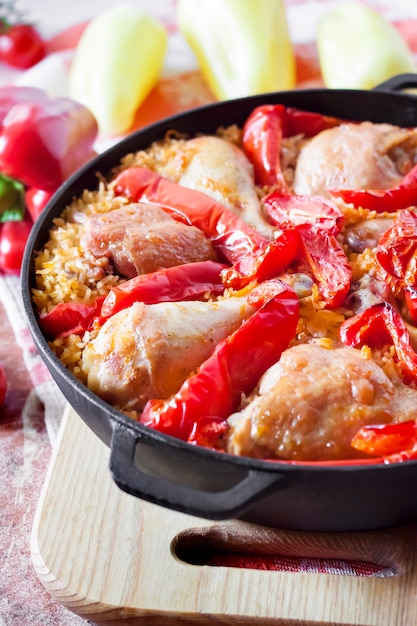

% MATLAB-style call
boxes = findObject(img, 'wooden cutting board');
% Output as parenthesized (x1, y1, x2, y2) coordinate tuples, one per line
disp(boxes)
(31, 406, 417, 625)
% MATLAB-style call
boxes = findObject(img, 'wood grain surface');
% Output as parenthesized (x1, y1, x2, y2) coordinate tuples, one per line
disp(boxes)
(31, 406, 417, 625)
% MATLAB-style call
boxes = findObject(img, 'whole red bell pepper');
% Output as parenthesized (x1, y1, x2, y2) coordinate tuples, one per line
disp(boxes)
(263, 192, 351, 307)
(113, 166, 299, 289)
(100, 260, 228, 318)
(339, 301, 417, 384)
(140, 279, 300, 442)
(329, 163, 417, 212)
(242, 105, 343, 189)
(0, 97, 98, 191)
(351, 420, 417, 460)
(0, 85, 47, 125)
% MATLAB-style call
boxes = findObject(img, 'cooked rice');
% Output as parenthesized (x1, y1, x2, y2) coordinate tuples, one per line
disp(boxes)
(32, 125, 406, 391)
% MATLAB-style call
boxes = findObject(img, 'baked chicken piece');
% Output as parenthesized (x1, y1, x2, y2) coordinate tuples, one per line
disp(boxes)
(80, 202, 216, 278)
(177, 135, 274, 237)
(293, 122, 417, 199)
(81, 295, 255, 412)
(227, 342, 417, 462)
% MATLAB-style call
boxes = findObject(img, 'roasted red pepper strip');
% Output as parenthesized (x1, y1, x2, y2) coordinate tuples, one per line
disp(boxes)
(297, 225, 352, 308)
(242, 105, 343, 190)
(263, 192, 351, 307)
(375, 209, 417, 294)
(263, 191, 345, 234)
(329, 163, 417, 212)
(220, 227, 299, 290)
(285, 107, 343, 137)
(101, 260, 228, 318)
(242, 104, 289, 190)
(405, 286, 417, 324)
(339, 302, 417, 384)
(113, 166, 299, 289)
(38, 297, 106, 340)
(351, 420, 417, 457)
(140, 280, 299, 441)
(188, 417, 228, 450)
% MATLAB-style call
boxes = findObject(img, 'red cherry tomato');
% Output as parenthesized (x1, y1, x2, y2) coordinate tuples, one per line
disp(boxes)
(0, 364, 6, 405)
(25, 187, 53, 221)
(0, 219, 32, 274)
(0, 23, 45, 69)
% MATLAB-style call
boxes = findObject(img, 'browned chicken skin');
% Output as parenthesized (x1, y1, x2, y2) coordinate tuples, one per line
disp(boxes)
(293, 122, 417, 198)
(227, 342, 417, 461)
(177, 135, 274, 237)
(80, 202, 216, 278)
(81, 296, 255, 412)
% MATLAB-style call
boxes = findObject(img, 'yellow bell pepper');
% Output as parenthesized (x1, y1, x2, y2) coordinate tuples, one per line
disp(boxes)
(317, 1, 416, 90)
(176, 0, 295, 100)
(69, 5, 167, 136)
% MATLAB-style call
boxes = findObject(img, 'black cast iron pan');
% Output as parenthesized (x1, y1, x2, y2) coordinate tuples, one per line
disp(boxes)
(21, 73, 417, 532)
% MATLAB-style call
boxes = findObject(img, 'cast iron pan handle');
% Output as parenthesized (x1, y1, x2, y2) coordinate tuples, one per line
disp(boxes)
(109, 423, 284, 520)
(373, 73, 417, 94)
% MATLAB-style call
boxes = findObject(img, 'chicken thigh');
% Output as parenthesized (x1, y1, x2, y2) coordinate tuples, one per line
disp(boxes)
(80, 202, 215, 278)
(227, 342, 417, 461)
(293, 122, 417, 198)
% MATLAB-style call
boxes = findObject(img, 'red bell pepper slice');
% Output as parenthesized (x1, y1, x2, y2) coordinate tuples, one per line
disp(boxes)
(329, 163, 417, 212)
(297, 225, 352, 308)
(220, 227, 300, 290)
(351, 420, 417, 458)
(263, 191, 345, 234)
(339, 301, 417, 384)
(263, 192, 351, 307)
(140, 280, 299, 442)
(188, 416, 228, 450)
(242, 104, 289, 190)
(113, 166, 299, 289)
(100, 260, 228, 318)
(405, 286, 417, 324)
(38, 296, 106, 340)
(0, 97, 98, 191)
(242, 105, 343, 190)
(285, 107, 343, 138)
(374, 209, 417, 294)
